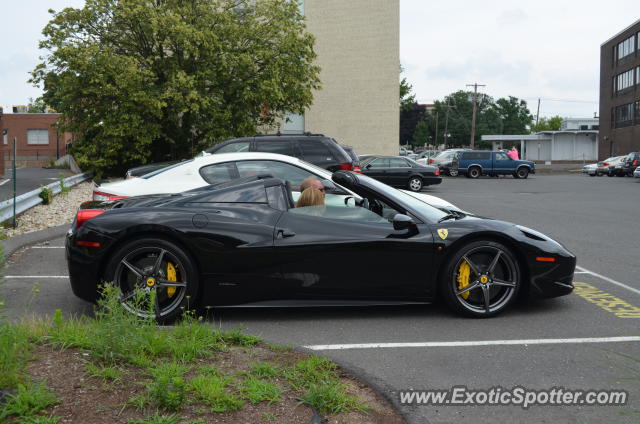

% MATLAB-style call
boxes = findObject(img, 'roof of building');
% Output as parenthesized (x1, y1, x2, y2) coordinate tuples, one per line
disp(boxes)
(601, 18, 640, 46)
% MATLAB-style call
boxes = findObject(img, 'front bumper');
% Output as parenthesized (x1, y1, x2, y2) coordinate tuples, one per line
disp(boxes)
(528, 253, 576, 299)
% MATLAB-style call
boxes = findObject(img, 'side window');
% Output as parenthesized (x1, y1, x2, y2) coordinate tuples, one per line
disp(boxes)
(495, 152, 509, 161)
(215, 141, 250, 153)
(367, 158, 389, 168)
(254, 140, 295, 156)
(388, 158, 410, 168)
(479, 152, 491, 160)
(199, 163, 236, 185)
(236, 160, 315, 191)
(299, 140, 335, 163)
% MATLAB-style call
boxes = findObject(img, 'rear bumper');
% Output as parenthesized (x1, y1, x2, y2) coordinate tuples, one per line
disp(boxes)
(422, 176, 442, 186)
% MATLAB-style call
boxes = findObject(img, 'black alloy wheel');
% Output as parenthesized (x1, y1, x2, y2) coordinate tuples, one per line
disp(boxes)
(468, 167, 481, 179)
(104, 238, 198, 323)
(441, 240, 521, 318)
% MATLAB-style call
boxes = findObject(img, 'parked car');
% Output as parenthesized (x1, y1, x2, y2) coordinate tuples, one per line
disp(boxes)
(609, 161, 627, 177)
(92, 152, 461, 212)
(360, 156, 441, 191)
(582, 162, 599, 176)
(204, 133, 360, 173)
(621, 152, 640, 176)
(634, 166, 640, 178)
(68, 171, 576, 321)
(415, 150, 440, 165)
(399, 147, 414, 156)
(428, 150, 465, 176)
(595, 156, 625, 176)
(457, 150, 535, 179)
(340, 145, 361, 169)
(125, 160, 180, 179)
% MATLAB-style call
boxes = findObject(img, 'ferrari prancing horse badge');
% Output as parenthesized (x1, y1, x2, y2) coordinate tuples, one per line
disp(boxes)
(437, 229, 448, 240)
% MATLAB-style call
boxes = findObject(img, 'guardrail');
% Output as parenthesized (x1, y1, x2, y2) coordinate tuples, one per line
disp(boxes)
(0, 172, 93, 223)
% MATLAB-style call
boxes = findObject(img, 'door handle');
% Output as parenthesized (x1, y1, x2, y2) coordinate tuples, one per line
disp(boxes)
(276, 229, 296, 239)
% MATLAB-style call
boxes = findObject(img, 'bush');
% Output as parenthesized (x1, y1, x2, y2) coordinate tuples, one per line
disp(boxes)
(39, 186, 54, 205)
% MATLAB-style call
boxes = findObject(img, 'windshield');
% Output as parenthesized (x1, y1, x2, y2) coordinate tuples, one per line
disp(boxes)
(141, 159, 194, 179)
(348, 173, 448, 223)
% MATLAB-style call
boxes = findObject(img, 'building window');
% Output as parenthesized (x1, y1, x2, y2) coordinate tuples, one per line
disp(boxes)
(614, 103, 634, 127)
(635, 101, 640, 120)
(3, 133, 7, 145)
(637, 66, 640, 85)
(615, 68, 635, 92)
(27, 129, 49, 145)
(617, 35, 635, 60)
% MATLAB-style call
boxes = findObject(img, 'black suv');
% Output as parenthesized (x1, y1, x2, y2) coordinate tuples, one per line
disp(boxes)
(621, 152, 640, 176)
(205, 134, 360, 172)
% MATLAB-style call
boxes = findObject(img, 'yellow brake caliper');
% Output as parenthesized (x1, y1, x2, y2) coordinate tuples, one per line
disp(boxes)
(457, 260, 471, 300)
(166, 262, 177, 298)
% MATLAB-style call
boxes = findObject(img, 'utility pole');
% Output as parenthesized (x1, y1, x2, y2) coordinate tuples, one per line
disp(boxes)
(434, 111, 439, 150)
(443, 102, 451, 146)
(535, 98, 541, 129)
(466, 83, 485, 149)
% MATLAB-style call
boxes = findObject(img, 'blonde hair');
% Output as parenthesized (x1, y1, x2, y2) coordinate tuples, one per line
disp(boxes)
(296, 188, 324, 208)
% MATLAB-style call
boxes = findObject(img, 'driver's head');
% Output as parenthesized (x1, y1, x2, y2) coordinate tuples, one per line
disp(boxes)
(300, 177, 324, 193)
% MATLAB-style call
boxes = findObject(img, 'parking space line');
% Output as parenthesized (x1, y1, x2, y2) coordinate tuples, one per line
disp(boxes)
(303, 336, 640, 351)
(573, 281, 640, 318)
(576, 265, 640, 296)
(31, 246, 65, 249)
(4, 275, 69, 279)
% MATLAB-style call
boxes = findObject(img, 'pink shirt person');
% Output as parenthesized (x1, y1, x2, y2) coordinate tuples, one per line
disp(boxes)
(507, 147, 519, 160)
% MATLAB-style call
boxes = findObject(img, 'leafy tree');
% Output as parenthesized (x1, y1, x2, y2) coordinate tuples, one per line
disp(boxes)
(531, 115, 563, 132)
(32, 0, 321, 177)
(494, 96, 532, 134)
(399, 66, 416, 112)
(411, 119, 429, 146)
(27, 97, 48, 113)
(400, 103, 426, 146)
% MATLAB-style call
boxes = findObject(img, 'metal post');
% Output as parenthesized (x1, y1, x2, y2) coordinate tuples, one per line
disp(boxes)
(466, 83, 486, 149)
(13, 136, 17, 229)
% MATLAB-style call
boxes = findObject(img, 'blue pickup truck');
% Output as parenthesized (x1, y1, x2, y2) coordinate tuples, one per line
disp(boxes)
(455, 150, 535, 179)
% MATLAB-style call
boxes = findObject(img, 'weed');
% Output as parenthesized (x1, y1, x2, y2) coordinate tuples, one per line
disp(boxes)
(261, 412, 279, 420)
(126, 393, 151, 410)
(58, 174, 70, 195)
(300, 381, 370, 415)
(0, 322, 33, 388)
(0, 382, 59, 421)
(189, 375, 243, 412)
(84, 362, 125, 381)
(284, 356, 337, 391)
(39, 186, 54, 204)
(216, 328, 261, 346)
(239, 376, 282, 404)
(20, 416, 60, 424)
(248, 362, 280, 379)
(146, 363, 190, 412)
(127, 412, 181, 424)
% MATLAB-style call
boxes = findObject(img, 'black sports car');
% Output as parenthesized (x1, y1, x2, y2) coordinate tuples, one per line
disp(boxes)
(66, 172, 576, 322)
(360, 156, 441, 191)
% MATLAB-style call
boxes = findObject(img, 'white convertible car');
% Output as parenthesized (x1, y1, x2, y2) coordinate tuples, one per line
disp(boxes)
(93, 153, 463, 211)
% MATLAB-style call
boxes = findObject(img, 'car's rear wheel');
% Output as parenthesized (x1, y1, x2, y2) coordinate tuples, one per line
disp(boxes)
(440, 240, 521, 318)
(607, 172, 614, 177)
(448, 168, 459, 177)
(589, 173, 596, 177)
(408, 176, 423, 192)
(103, 238, 198, 323)
(468, 167, 481, 179)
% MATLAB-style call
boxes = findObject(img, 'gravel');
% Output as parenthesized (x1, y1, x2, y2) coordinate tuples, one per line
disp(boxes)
(2, 182, 93, 238)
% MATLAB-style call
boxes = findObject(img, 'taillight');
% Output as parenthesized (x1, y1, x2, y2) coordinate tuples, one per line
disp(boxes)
(428, 159, 434, 164)
(633, 160, 638, 167)
(338, 163, 354, 171)
(76, 209, 106, 229)
(603, 162, 609, 166)
(435, 169, 440, 176)
(353, 165, 362, 174)
(93, 190, 128, 201)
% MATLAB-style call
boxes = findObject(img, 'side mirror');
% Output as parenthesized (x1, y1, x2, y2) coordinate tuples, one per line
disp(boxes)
(344, 196, 357, 207)
(392, 213, 415, 231)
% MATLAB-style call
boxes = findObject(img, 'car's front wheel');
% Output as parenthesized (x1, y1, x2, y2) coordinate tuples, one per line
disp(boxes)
(440, 240, 521, 318)
(408, 176, 423, 192)
(103, 237, 199, 323)
(515, 167, 529, 179)
(468, 167, 481, 179)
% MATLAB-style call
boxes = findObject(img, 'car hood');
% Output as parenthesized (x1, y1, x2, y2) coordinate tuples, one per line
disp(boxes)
(399, 190, 464, 212)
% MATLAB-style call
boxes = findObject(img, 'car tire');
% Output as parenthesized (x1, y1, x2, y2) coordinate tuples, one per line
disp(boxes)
(408, 176, 423, 192)
(607, 172, 614, 177)
(515, 167, 529, 179)
(103, 237, 199, 323)
(468, 167, 481, 179)
(448, 169, 459, 177)
(616, 173, 625, 177)
(589, 173, 596, 177)
(596, 171, 603, 177)
(440, 240, 521, 318)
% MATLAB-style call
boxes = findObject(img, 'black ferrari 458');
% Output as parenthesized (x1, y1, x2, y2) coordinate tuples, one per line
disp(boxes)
(66, 171, 576, 322)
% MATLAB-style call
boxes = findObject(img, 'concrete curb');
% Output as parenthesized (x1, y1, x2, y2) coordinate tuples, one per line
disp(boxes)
(1, 224, 68, 259)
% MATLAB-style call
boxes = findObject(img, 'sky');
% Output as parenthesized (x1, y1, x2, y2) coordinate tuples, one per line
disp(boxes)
(1, 0, 638, 119)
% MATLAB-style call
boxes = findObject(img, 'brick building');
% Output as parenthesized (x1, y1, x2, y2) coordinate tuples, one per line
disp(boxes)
(599, 19, 640, 158)
(0, 112, 72, 170)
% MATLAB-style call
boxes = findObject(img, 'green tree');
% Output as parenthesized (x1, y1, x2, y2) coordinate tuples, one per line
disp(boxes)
(32, 0, 321, 177)
(27, 97, 48, 113)
(399, 66, 416, 112)
(531, 115, 563, 132)
(411, 119, 429, 146)
(494, 96, 532, 134)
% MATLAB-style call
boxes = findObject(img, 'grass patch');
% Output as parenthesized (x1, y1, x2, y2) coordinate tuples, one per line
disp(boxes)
(0, 382, 59, 422)
(239, 376, 282, 404)
(300, 381, 370, 415)
(188, 375, 243, 412)
(284, 356, 338, 391)
(84, 362, 125, 381)
(248, 361, 280, 379)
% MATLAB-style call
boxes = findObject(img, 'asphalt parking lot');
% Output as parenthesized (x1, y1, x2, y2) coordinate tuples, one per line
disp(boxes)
(2, 173, 639, 423)
(0, 167, 74, 201)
